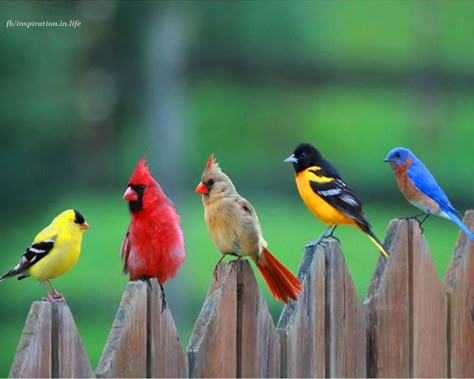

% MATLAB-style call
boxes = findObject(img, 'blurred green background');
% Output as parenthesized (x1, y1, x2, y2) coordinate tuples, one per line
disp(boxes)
(1, 0, 473, 375)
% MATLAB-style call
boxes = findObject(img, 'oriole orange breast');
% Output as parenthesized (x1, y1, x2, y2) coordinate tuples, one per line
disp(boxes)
(295, 168, 359, 227)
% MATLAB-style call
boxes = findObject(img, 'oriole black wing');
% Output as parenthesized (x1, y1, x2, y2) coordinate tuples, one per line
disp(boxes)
(308, 168, 371, 230)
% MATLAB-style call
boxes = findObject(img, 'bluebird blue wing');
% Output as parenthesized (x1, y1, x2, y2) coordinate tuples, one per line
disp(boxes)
(406, 159, 459, 215)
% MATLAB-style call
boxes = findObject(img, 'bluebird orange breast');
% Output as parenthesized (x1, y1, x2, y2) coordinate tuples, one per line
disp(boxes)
(391, 158, 440, 215)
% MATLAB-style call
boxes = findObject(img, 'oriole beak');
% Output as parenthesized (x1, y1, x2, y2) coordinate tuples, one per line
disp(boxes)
(284, 154, 298, 164)
(195, 182, 208, 195)
(81, 222, 90, 230)
(123, 186, 138, 201)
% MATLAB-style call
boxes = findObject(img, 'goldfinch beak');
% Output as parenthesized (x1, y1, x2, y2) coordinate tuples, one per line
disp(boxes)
(81, 222, 90, 230)
(195, 182, 208, 194)
(284, 154, 298, 164)
(123, 186, 138, 201)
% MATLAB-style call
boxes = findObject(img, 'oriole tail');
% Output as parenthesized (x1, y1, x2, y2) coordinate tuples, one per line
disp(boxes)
(256, 247, 302, 303)
(363, 227, 389, 258)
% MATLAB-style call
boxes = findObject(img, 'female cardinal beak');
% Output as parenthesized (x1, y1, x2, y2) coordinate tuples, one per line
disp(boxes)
(123, 186, 138, 201)
(195, 182, 208, 194)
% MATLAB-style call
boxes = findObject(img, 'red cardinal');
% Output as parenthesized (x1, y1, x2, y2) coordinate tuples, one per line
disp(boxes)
(120, 158, 185, 308)
(195, 154, 302, 303)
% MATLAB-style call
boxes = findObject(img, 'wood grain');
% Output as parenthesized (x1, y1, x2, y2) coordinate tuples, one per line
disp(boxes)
(365, 219, 410, 378)
(96, 281, 147, 378)
(187, 263, 237, 378)
(237, 260, 280, 378)
(446, 210, 474, 378)
(277, 245, 326, 378)
(149, 279, 188, 378)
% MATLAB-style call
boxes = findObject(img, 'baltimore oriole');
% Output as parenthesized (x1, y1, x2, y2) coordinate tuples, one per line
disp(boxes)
(284, 143, 389, 258)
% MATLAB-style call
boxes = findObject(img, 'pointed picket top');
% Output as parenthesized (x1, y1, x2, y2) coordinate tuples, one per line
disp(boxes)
(365, 218, 447, 378)
(237, 261, 280, 378)
(9, 301, 93, 378)
(445, 210, 474, 377)
(96, 281, 147, 378)
(277, 238, 366, 378)
(187, 262, 238, 378)
(277, 244, 326, 378)
(148, 279, 188, 378)
(96, 279, 187, 378)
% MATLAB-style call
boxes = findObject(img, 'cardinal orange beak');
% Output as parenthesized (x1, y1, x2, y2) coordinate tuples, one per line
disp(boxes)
(195, 182, 208, 194)
(123, 186, 138, 201)
(81, 222, 90, 230)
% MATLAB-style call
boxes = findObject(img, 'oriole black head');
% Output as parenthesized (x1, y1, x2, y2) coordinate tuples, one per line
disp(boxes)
(284, 142, 341, 178)
(284, 143, 324, 171)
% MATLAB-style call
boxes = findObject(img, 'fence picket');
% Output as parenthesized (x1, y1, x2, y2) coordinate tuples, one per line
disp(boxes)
(446, 210, 474, 377)
(9, 301, 93, 378)
(7, 214, 474, 378)
(187, 262, 238, 378)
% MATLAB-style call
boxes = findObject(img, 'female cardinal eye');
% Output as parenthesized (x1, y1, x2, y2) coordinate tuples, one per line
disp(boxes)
(206, 178, 215, 187)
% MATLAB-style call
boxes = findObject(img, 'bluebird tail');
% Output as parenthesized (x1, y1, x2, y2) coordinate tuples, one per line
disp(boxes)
(445, 209, 474, 241)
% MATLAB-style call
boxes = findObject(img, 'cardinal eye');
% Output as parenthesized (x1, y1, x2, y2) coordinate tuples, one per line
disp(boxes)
(206, 178, 215, 187)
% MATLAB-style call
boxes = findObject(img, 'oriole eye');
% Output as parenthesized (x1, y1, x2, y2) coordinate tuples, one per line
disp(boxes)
(300, 152, 307, 159)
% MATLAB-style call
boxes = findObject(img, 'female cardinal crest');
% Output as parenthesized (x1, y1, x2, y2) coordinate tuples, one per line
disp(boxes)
(121, 157, 186, 309)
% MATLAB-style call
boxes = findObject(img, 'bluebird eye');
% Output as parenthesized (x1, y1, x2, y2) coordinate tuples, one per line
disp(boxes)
(395, 152, 401, 158)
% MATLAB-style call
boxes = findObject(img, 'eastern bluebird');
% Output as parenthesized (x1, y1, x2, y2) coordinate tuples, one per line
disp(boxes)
(384, 147, 474, 240)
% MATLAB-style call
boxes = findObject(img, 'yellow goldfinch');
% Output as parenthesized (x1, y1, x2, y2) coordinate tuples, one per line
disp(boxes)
(0, 209, 90, 302)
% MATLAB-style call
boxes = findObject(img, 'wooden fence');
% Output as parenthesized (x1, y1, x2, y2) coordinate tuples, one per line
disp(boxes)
(8, 212, 474, 378)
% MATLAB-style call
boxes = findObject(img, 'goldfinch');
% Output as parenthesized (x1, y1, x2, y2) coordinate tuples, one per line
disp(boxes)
(0, 209, 90, 302)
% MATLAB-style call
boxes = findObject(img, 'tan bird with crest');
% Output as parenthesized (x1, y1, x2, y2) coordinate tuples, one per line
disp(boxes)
(195, 154, 302, 303)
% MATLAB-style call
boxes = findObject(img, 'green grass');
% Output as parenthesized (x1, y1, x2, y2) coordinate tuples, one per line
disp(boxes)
(0, 191, 462, 376)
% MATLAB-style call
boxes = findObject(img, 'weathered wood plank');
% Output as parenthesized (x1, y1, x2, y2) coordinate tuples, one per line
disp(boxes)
(187, 263, 237, 378)
(54, 304, 94, 378)
(237, 260, 280, 378)
(326, 240, 366, 377)
(9, 301, 93, 378)
(365, 219, 410, 378)
(9, 302, 52, 378)
(277, 245, 325, 378)
(96, 281, 147, 378)
(411, 221, 447, 378)
(149, 279, 188, 378)
(445, 210, 474, 378)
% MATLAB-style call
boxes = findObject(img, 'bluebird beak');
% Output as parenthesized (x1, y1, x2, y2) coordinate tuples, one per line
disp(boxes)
(384, 157, 393, 163)
(284, 154, 298, 164)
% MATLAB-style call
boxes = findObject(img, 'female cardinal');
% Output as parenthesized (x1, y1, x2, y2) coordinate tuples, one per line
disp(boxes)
(121, 158, 186, 308)
(195, 154, 302, 303)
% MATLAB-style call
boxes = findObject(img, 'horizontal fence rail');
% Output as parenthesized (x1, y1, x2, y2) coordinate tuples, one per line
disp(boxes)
(8, 212, 474, 378)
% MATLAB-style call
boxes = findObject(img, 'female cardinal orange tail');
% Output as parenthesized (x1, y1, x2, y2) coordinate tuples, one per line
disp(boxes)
(256, 247, 302, 303)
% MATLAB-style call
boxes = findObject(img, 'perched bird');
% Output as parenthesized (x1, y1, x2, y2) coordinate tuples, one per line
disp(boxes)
(0, 209, 90, 302)
(284, 143, 389, 257)
(195, 154, 302, 304)
(120, 158, 186, 308)
(385, 147, 474, 240)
